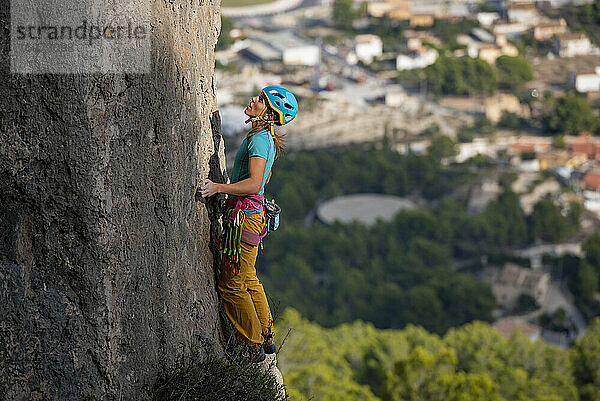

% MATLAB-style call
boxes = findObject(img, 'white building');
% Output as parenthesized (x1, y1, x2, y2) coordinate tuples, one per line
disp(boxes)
(385, 86, 408, 107)
(477, 12, 500, 26)
(493, 22, 530, 37)
(255, 31, 320, 66)
(467, 178, 502, 214)
(344, 50, 359, 65)
(447, 2, 470, 17)
(569, 68, 600, 92)
(455, 138, 498, 163)
(541, 0, 585, 8)
(354, 34, 383, 64)
(514, 158, 540, 172)
(491, 263, 550, 310)
(554, 33, 593, 57)
(471, 27, 496, 43)
(533, 18, 567, 41)
(242, 40, 282, 63)
(507, 2, 540, 26)
(396, 48, 438, 70)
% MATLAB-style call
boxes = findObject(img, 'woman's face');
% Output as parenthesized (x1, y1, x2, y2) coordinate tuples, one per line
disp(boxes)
(244, 94, 267, 117)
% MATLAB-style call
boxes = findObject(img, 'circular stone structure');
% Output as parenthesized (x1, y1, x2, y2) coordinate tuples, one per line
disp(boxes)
(316, 193, 417, 226)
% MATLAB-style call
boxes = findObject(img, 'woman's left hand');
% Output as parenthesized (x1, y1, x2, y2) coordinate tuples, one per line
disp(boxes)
(199, 179, 218, 198)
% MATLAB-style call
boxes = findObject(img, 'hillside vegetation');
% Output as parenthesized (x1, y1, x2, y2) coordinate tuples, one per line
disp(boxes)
(275, 308, 600, 401)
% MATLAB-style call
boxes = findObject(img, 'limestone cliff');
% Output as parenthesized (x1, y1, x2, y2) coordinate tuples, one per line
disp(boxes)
(0, 0, 229, 399)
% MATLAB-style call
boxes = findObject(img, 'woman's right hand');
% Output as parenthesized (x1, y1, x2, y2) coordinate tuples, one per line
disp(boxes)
(199, 179, 219, 198)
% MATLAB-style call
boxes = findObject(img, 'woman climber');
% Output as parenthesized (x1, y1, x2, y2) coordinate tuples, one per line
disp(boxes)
(199, 85, 299, 362)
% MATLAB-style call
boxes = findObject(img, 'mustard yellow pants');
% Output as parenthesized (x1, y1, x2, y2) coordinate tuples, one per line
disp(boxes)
(218, 210, 273, 345)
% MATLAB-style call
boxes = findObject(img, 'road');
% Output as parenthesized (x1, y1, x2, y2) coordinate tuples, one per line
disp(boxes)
(522, 280, 587, 339)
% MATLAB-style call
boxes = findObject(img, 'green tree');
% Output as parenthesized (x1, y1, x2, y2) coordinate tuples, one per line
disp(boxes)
(571, 317, 600, 401)
(421, 123, 441, 136)
(581, 232, 600, 307)
(457, 128, 474, 142)
(497, 111, 521, 130)
(530, 199, 569, 242)
(473, 116, 497, 135)
(357, 0, 368, 18)
(543, 94, 599, 134)
(471, 58, 499, 94)
(424, 371, 504, 401)
(403, 286, 445, 332)
(476, 1, 497, 12)
(499, 171, 518, 189)
(579, 2, 596, 24)
(424, 56, 497, 96)
(495, 55, 534, 89)
(578, 0, 600, 24)
(567, 202, 583, 230)
(583, 232, 600, 272)
(576, 261, 599, 302)
(277, 308, 581, 401)
(514, 293, 539, 314)
(333, 0, 357, 30)
(385, 346, 458, 401)
(435, 274, 495, 327)
(481, 190, 529, 246)
(553, 134, 567, 149)
(431, 18, 480, 44)
(428, 135, 458, 159)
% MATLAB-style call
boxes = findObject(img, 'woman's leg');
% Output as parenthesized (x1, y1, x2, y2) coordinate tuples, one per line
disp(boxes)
(245, 211, 274, 337)
(246, 260, 274, 337)
(218, 213, 265, 345)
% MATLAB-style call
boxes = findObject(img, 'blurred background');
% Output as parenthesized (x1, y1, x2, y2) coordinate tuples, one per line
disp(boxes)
(215, 0, 600, 399)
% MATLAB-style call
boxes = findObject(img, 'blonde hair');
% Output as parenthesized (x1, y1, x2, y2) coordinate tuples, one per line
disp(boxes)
(245, 93, 287, 160)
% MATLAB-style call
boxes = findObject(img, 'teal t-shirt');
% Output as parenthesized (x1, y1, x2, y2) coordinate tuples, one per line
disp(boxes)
(230, 129, 275, 215)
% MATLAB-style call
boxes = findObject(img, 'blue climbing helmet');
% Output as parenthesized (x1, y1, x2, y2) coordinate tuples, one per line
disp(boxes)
(258, 85, 299, 126)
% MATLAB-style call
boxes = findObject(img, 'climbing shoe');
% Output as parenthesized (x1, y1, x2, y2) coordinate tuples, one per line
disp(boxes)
(263, 333, 276, 354)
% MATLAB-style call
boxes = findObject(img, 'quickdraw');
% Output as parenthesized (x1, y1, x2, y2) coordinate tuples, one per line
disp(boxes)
(220, 205, 246, 275)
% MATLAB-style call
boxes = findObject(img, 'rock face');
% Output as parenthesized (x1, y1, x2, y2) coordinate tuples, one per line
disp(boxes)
(0, 0, 227, 399)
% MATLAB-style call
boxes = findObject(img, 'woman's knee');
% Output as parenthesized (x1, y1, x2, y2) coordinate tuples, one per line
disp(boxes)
(219, 286, 251, 304)
(245, 278, 265, 293)
(218, 278, 245, 296)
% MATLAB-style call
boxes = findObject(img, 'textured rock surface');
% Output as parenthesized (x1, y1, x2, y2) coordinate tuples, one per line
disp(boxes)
(0, 0, 228, 399)
(261, 354, 286, 399)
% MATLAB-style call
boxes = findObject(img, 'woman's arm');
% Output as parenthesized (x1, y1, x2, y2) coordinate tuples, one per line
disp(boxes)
(199, 156, 266, 197)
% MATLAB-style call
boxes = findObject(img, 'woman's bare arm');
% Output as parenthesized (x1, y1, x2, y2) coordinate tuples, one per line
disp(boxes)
(199, 156, 266, 197)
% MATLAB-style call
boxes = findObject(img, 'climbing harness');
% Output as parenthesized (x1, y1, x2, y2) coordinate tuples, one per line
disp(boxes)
(219, 194, 281, 275)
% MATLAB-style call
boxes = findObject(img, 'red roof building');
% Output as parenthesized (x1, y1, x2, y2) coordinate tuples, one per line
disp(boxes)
(493, 317, 541, 341)
(571, 132, 600, 160)
(583, 172, 600, 191)
(510, 143, 536, 153)
(509, 139, 551, 154)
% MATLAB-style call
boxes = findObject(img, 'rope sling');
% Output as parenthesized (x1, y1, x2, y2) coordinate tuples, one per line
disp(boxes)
(219, 195, 267, 275)
(220, 205, 245, 274)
